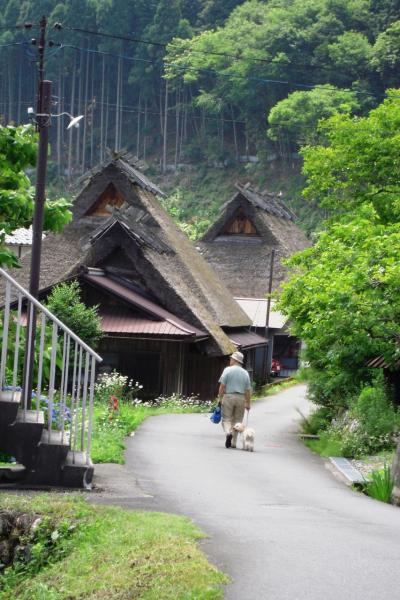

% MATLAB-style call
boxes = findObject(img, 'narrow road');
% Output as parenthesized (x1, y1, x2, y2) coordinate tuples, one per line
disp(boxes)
(96, 385, 400, 599)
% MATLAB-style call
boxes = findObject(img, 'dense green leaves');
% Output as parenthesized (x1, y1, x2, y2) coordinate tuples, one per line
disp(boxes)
(45, 281, 102, 347)
(0, 125, 71, 267)
(278, 94, 400, 408)
(301, 90, 400, 223)
(267, 85, 360, 147)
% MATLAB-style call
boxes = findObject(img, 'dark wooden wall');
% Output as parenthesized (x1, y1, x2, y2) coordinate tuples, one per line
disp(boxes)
(98, 336, 226, 401)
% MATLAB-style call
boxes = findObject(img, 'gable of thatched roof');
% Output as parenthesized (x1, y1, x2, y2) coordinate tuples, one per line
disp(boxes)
(6, 157, 250, 356)
(198, 182, 310, 297)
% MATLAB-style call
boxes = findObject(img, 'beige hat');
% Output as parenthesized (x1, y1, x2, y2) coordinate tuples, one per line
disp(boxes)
(231, 351, 244, 364)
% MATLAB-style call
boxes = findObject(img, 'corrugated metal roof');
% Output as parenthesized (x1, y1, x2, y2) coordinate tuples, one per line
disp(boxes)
(4, 227, 45, 246)
(366, 356, 400, 369)
(228, 330, 267, 349)
(83, 273, 208, 339)
(99, 311, 194, 337)
(235, 297, 286, 329)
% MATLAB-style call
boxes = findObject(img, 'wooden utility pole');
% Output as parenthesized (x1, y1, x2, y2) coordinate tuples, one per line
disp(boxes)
(23, 16, 52, 409)
(265, 248, 275, 382)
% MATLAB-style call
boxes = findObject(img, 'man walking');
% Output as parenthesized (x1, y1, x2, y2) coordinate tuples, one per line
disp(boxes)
(218, 351, 252, 448)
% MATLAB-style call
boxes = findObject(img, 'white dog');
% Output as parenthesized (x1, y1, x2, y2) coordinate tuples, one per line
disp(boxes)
(233, 422, 255, 452)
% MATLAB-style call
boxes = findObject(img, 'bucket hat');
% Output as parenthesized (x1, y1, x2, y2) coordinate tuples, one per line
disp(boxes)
(231, 351, 244, 364)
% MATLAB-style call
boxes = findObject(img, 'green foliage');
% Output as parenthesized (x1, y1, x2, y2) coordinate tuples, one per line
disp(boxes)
(0, 515, 78, 595)
(300, 406, 333, 435)
(162, 188, 212, 240)
(0, 313, 63, 390)
(278, 209, 400, 407)
(305, 376, 400, 458)
(268, 85, 360, 147)
(165, 0, 387, 150)
(372, 20, 400, 83)
(278, 94, 400, 412)
(0, 494, 227, 600)
(363, 464, 394, 503)
(0, 124, 72, 267)
(306, 431, 345, 457)
(44, 282, 102, 347)
(92, 372, 212, 463)
(301, 90, 400, 223)
(350, 377, 400, 440)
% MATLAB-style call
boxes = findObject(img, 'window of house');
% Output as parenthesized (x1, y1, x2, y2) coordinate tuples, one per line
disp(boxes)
(222, 209, 259, 236)
(86, 183, 125, 216)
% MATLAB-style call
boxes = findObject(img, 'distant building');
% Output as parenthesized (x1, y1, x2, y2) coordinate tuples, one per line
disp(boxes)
(6, 157, 266, 399)
(4, 227, 44, 259)
(198, 183, 310, 377)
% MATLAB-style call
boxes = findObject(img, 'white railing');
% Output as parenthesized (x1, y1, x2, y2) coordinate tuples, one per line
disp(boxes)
(0, 268, 102, 464)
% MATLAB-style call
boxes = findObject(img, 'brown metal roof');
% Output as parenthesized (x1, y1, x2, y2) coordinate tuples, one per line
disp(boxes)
(99, 310, 196, 337)
(228, 330, 267, 350)
(84, 273, 208, 339)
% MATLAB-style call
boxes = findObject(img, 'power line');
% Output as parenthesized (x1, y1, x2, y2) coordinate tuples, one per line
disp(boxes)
(61, 44, 153, 65)
(59, 42, 380, 100)
(60, 24, 353, 75)
(0, 42, 27, 49)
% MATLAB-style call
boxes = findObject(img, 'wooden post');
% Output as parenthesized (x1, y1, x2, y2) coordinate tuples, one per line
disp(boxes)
(265, 248, 275, 382)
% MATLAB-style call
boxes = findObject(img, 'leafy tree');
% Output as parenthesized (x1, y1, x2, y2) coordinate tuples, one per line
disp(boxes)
(45, 281, 103, 347)
(277, 93, 400, 408)
(0, 124, 71, 267)
(372, 20, 400, 84)
(327, 31, 373, 80)
(278, 208, 400, 408)
(267, 85, 360, 147)
(301, 90, 400, 224)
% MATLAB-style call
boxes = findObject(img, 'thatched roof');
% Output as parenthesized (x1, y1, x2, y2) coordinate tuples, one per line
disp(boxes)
(198, 182, 310, 297)
(6, 157, 250, 356)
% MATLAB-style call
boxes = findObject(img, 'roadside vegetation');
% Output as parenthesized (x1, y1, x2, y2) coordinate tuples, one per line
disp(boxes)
(277, 92, 400, 501)
(91, 370, 213, 464)
(0, 494, 227, 600)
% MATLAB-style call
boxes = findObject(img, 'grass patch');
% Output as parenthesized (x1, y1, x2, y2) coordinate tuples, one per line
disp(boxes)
(0, 494, 228, 600)
(253, 378, 298, 399)
(305, 432, 344, 457)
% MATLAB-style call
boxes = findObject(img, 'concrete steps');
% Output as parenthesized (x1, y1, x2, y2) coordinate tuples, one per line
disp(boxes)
(0, 395, 92, 488)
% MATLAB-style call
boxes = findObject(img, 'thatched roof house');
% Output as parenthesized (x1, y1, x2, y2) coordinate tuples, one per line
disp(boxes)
(198, 182, 310, 297)
(7, 157, 266, 399)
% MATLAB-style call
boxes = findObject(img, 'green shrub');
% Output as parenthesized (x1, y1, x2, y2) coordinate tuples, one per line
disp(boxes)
(300, 406, 333, 435)
(350, 378, 400, 440)
(45, 281, 103, 347)
(363, 464, 394, 503)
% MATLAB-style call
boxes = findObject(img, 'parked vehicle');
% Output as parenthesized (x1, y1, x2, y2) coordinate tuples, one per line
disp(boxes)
(271, 358, 282, 377)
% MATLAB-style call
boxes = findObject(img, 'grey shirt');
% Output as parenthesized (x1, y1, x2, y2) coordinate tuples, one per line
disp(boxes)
(219, 365, 251, 394)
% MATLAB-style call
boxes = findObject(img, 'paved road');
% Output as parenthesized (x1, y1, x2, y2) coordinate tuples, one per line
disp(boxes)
(94, 385, 400, 599)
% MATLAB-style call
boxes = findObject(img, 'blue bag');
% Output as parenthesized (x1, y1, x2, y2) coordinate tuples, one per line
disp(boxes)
(210, 404, 222, 424)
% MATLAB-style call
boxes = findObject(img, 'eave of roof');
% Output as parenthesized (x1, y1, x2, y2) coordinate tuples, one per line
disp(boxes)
(83, 272, 208, 340)
(235, 297, 287, 329)
(228, 329, 267, 350)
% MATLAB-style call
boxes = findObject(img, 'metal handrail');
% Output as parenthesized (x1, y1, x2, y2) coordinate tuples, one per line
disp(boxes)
(0, 268, 102, 362)
(0, 268, 103, 469)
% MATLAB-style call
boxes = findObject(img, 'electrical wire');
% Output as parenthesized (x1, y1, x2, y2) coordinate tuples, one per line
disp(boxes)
(60, 24, 345, 74)
(59, 41, 380, 100)
(0, 42, 27, 49)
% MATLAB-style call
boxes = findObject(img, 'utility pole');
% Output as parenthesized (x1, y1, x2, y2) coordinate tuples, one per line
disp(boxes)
(265, 248, 275, 382)
(23, 16, 52, 410)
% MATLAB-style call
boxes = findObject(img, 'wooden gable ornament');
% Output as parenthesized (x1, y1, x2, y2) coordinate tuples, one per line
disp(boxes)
(86, 183, 126, 216)
(222, 208, 259, 236)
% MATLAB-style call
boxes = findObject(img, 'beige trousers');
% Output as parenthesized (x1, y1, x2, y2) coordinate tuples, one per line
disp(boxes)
(221, 393, 245, 446)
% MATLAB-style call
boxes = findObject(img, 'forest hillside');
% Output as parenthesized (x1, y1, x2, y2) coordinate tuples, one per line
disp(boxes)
(1, 0, 399, 233)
